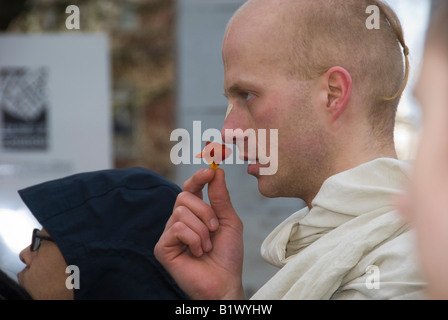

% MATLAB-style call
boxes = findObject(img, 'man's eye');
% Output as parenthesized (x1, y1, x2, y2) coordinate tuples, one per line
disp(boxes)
(243, 92, 254, 101)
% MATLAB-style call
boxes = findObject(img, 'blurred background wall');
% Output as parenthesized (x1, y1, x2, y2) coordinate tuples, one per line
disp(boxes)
(2, 0, 177, 178)
(0, 0, 434, 297)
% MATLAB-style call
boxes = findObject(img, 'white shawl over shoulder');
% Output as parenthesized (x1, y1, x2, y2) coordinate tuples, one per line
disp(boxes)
(251, 158, 426, 300)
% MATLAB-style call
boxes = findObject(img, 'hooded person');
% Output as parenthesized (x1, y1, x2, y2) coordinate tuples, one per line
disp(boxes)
(17, 167, 188, 300)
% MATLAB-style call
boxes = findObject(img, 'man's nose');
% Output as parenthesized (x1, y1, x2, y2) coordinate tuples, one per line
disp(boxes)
(221, 103, 246, 144)
(221, 126, 236, 145)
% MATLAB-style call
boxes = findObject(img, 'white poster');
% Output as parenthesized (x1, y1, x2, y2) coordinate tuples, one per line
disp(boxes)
(0, 34, 111, 279)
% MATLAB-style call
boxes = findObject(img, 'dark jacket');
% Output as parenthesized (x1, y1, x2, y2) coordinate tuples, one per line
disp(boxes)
(18, 167, 187, 300)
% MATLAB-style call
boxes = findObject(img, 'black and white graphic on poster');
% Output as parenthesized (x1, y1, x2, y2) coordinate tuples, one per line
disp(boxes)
(0, 67, 49, 150)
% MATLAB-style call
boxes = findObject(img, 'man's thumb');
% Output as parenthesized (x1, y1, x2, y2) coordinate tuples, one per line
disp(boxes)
(208, 169, 236, 221)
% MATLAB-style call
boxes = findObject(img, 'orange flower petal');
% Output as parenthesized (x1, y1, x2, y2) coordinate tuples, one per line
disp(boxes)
(196, 141, 232, 169)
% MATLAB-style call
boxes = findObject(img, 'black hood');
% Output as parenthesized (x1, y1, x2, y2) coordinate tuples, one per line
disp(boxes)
(18, 167, 187, 300)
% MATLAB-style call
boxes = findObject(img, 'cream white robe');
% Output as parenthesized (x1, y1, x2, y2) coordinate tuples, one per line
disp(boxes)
(251, 158, 427, 300)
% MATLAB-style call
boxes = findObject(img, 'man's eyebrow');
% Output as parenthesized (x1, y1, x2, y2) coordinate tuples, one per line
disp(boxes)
(224, 84, 243, 98)
(224, 81, 256, 98)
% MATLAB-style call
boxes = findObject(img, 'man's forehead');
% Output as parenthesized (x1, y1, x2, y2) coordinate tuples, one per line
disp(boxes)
(225, 0, 288, 39)
(222, 0, 308, 87)
(223, 0, 301, 61)
(223, 15, 285, 63)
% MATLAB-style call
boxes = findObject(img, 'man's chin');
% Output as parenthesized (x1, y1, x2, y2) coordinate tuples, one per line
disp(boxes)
(254, 176, 279, 198)
(247, 161, 259, 176)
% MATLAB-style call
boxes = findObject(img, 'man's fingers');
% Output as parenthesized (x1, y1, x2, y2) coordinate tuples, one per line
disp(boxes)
(171, 191, 219, 232)
(171, 205, 213, 252)
(159, 168, 239, 264)
(157, 221, 205, 259)
(208, 169, 239, 225)
(183, 168, 216, 197)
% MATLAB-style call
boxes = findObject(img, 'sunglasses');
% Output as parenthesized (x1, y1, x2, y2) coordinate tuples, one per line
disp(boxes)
(31, 228, 55, 252)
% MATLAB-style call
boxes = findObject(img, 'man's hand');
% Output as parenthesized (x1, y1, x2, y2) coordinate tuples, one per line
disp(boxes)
(154, 168, 245, 300)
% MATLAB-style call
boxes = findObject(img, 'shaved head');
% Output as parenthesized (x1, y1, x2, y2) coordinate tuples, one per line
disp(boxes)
(221, 0, 407, 201)
(227, 0, 408, 139)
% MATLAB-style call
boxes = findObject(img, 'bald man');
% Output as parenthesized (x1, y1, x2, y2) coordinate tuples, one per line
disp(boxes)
(155, 0, 426, 299)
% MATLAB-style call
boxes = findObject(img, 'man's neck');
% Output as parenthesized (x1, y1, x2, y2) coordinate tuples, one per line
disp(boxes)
(303, 145, 398, 209)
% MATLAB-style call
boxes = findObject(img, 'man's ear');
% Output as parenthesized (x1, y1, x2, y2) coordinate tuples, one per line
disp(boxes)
(323, 66, 352, 122)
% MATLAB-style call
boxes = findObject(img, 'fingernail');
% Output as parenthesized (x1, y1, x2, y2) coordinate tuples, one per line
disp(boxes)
(210, 218, 219, 230)
(205, 238, 212, 252)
